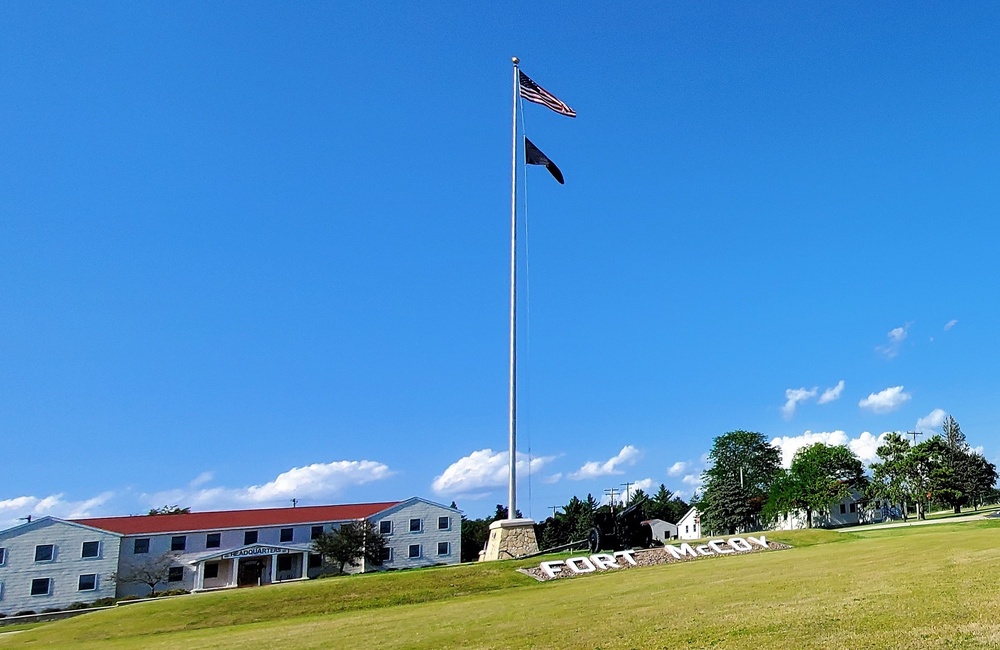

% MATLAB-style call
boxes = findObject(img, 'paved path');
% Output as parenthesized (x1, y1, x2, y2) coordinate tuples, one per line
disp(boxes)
(841, 511, 990, 532)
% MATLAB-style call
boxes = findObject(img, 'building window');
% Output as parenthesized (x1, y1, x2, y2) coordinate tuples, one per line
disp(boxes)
(409, 518, 422, 533)
(379, 520, 392, 535)
(311, 526, 324, 540)
(171, 536, 187, 552)
(438, 516, 450, 530)
(0, 547, 6, 565)
(206, 533, 221, 549)
(685, 525, 689, 533)
(168, 567, 183, 582)
(850, 503, 858, 513)
(204, 563, 219, 579)
(277, 555, 293, 572)
(81, 541, 101, 558)
(840, 504, 847, 515)
(280, 528, 294, 543)
(30, 578, 51, 596)
(34, 545, 54, 562)
(437, 541, 450, 556)
(408, 544, 421, 559)
(78, 574, 97, 591)
(380, 547, 392, 562)
(308, 553, 322, 569)
(244, 531, 258, 545)
(134, 538, 150, 554)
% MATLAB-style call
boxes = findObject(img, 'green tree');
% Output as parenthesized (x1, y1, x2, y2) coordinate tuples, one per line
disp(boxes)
(311, 520, 386, 574)
(111, 552, 177, 596)
(766, 443, 866, 528)
(647, 484, 689, 523)
(460, 516, 491, 562)
(868, 433, 914, 521)
(698, 430, 781, 534)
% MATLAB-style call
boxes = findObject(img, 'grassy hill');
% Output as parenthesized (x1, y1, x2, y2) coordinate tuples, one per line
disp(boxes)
(3, 522, 1000, 649)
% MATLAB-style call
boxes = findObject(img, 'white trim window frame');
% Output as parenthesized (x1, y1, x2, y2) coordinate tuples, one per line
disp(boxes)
(408, 544, 421, 559)
(34, 544, 55, 563)
(437, 516, 451, 531)
(0, 546, 6, 566)
(379, 520, 393, 536)
(30, 577, 52, 596)
(81, 541, 101, 559)
(78, 573, 98, 591)
(437, 541, 450, 556)
(408, 518, 422, 533)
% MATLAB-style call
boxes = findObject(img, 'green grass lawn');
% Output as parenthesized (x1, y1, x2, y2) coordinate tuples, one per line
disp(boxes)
(4, 522, 1000, 649)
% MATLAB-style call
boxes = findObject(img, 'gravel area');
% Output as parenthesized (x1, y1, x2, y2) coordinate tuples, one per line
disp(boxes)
(518, 540, 791, 581)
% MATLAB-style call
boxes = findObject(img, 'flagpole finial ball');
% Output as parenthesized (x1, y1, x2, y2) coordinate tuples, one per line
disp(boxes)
(512, 57, 519, 65)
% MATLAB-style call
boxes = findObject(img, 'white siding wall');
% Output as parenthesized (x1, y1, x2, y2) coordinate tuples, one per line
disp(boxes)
(677, 509, 702, 540)
(368, 500, 461, 571)
(118, 523, 334, 595)
(0, 520, 120, 615)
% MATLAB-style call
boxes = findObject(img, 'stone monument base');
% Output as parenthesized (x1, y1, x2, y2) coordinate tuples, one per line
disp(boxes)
(481, 518, 539, 561)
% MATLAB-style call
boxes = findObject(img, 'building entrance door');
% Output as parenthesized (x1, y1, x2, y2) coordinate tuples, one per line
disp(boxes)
(237, 558, 266, 586)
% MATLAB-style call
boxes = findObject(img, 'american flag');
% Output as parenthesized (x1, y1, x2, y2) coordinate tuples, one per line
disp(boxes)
(518, 70, 576, 118)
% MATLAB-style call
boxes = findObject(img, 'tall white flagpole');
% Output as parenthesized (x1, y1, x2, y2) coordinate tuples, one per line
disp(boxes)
(507, 56, 520, 521)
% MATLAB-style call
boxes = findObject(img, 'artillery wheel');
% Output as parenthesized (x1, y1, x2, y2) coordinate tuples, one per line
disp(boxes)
(587, 527, 601, 554)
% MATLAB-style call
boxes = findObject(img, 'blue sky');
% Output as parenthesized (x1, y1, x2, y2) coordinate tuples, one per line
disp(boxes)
(3, 3, 999, 526)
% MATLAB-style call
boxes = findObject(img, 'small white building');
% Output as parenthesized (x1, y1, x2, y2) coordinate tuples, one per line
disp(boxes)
(0, 497, 460, 615)
(641, 519, 678, 543)
(676, 507, 703, 540)
(770, 490, 884, 530)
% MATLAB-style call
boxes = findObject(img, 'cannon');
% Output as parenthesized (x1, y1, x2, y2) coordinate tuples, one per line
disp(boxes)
(587, 498, 653, 553)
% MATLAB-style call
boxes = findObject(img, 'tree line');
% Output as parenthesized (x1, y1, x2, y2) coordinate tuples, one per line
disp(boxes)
(697, 416, 997, 534)
(459, 485, 690, 562)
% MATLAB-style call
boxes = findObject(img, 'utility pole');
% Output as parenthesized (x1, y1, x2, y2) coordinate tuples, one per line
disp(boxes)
(906, 431, 923, 445)
(548, 506, 561, 518)
(620, 481, 634, 504)
(604, 488, 620, 513)
(290, 498, 298, 508)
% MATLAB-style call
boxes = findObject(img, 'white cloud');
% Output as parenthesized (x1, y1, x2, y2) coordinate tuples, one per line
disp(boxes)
(915, 409, 947, 432)
(944, 319, 958, 331)
(848, 431, 891, 465)
(629, 478, 655, 494)
(431, 449, 553, 497)
(568, 446, 641, 480)
(770, 430, 893, 468)
(770, 431, 849, 468)
(146, 460, 393, 511)
(858, 386, 911, 414)
(782, 387, 818, 419)
(681, 474, 703, 487)
(667, 461, 688, 477)
(0, 492, 115, 530)
(189, 472, 214, 488)
(876, 324, 910, 359)
(818, 380, 845, 405)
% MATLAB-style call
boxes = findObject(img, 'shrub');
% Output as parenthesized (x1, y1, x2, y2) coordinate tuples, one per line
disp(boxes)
(0, 613, 7, 619)
(156, 589, 190, 597)
(92, 598, 116, 607)
(14, 610, 37, 616)
(41, 608, 61, 613)
(117, 595, 140, 601)
(67, 602, 91, 610)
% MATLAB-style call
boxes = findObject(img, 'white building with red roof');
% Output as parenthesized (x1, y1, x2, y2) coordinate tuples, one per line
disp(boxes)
(0, 497, 460, 615)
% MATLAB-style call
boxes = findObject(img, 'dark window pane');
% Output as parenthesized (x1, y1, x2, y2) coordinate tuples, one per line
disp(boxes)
(280, 528, 293, 543)
(204, 563, 219, 579)
(78, 574, 97, 590)
(134, 539, 150, 554)
(380, 547, 392, 561)
(168, 567, 183, 582)
(408, 544, 420, 558)
(206, 533, 221, 549)
(244, 531, 258, 545)
(438, 516, 450, 530)
(308, 553, 322, 568)
(82, 541, 100, 558)
(35, 545, 54, 562)
(30, 578, 50, 595)
(437, 542, 449, 555)
(311, 526, 324, 540)
(379, 521, 392, 535)
(171, 536, 186, 552)
(277, 555, 292, 571)
(409, 518, 421, 532)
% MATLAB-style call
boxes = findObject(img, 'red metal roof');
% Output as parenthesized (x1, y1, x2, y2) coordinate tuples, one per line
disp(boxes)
(72, 501, 401, 536)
